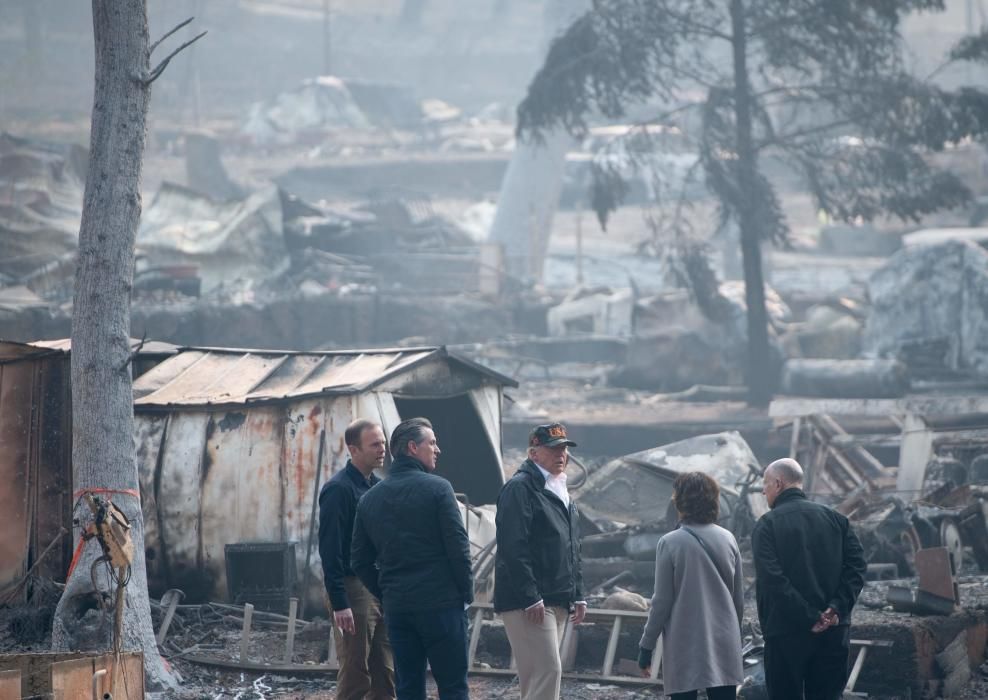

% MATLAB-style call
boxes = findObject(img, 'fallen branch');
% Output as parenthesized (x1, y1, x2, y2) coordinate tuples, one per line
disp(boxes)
(182, 654, 337, 674)
(208, 602, 308, 623)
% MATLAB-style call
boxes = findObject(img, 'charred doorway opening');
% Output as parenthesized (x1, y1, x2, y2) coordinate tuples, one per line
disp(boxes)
(394, 394, 502, 505)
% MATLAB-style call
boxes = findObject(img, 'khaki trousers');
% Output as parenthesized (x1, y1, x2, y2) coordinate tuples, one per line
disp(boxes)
(501, 606, 568, 700)
(331, 576, 395, 700)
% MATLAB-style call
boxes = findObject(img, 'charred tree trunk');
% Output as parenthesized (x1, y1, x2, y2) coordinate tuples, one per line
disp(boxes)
(730, 0, 773, 406)
(488, 0, 585, 284)
(488, 130, 571, 282)
(51, 1, 177, 691)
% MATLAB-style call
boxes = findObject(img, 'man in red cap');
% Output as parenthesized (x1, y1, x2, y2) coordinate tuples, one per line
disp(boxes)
(493, 423, 586, 700)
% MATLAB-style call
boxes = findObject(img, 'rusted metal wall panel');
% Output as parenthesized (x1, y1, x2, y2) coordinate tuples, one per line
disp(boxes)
(196, 411, 245, 600)
(282, 397, 363, 589)
(281, 398, 330, 551)
(0, 361, 35, 590)
(138, 394, 404, 600)
(155, 413, 210, 599)
(0, 353, 72, 593)
(201, 406, 283, 597)
(34, 357, 72, 582)
(230, 408, 285, 543)
(136, 413, 168, 593)
(136, 380, 507, 600)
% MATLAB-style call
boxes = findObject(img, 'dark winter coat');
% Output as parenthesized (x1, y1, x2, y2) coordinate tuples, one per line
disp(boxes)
(493, 460, 583, 612)
(317, 461, 380, 611)
(350, 455, 473, 612)
(752, 488, 867, 637)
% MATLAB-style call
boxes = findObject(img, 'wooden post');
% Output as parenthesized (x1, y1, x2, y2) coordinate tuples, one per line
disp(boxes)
(240, 603, 254, 663)
(299, 429, 326, 621)
(650, 635, 662, 680)
(155, 589, 184, 645)
(845, 646, 868, 691)
(601, 615, 622, 677)
(284, 598, 298, 663)
(789, 416, 801, 459)
(467, 607, 484, 668)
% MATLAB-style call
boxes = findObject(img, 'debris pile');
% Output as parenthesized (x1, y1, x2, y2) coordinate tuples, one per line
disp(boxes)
(574, 432, 767, 592)
(864, 240, 988, 380)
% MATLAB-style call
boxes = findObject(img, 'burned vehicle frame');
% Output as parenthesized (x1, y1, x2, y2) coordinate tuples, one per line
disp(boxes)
(573, 432, 768, 590)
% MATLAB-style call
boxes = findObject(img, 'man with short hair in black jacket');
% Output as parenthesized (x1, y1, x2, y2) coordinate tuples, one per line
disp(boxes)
(318, 419, 394, 700)
(494, 423, 586, 700)
(752, 458, 867, 700)
(351, 417, 473, 700)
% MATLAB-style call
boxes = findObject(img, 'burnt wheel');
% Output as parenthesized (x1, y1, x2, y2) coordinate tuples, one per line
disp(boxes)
(939, 518, 964, 574)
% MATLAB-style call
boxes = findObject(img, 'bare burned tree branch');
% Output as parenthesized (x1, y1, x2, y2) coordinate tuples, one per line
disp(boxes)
(119, 330, 148, 372)
(149, 16, 194, 55)
(145, 30, 207, 85)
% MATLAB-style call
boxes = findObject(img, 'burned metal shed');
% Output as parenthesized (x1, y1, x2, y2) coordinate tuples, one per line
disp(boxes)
(0, 338, 177, 597)
(0, 340, 72, 597)
(131, 345, 516, 602)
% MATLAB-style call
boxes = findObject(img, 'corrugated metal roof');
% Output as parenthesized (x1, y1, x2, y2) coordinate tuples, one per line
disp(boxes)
(27, 338, 180, 354)
(0, 338, 179, 363)
(133, 345, 516, 408)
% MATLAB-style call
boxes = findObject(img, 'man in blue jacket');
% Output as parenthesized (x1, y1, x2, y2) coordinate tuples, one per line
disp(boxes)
(351, 417, 473, 700)
(753, 458, 867, 700)
(318, 419, 394, 700)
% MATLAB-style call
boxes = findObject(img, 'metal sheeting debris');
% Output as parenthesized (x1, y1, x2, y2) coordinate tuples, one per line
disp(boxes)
(137, 183, 289, 294)
(578, 431, 768, 528)
(0, 133, 86, 281)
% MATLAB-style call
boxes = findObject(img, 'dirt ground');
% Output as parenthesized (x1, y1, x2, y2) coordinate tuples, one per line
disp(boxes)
(165, 671, 663, 700)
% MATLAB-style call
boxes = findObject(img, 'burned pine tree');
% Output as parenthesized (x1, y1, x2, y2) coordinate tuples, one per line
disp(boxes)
(50, 2, 203, 692)
(517, 0, 988, 405)
(488, 0, 589, 283)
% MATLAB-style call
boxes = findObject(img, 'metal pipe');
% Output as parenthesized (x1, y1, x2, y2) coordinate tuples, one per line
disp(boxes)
(92, 668, 107, 700)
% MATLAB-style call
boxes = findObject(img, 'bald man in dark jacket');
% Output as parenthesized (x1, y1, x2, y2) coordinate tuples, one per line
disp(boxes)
(753, 458, 867, 700)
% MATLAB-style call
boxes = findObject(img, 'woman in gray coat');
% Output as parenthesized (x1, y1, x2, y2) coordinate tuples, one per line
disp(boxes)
(638, 471, 744, 700)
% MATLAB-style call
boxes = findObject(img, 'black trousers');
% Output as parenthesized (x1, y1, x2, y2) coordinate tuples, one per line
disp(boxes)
(669, 686, 736, 700)
(763, 625, 851, 700)
(384, 605, 469, 700)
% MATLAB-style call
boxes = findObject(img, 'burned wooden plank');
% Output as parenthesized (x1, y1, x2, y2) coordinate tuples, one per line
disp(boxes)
(0, 670, 20, 700)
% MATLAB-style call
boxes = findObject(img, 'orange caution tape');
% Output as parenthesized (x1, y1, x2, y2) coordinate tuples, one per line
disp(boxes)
(66, 534, 88, 579)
